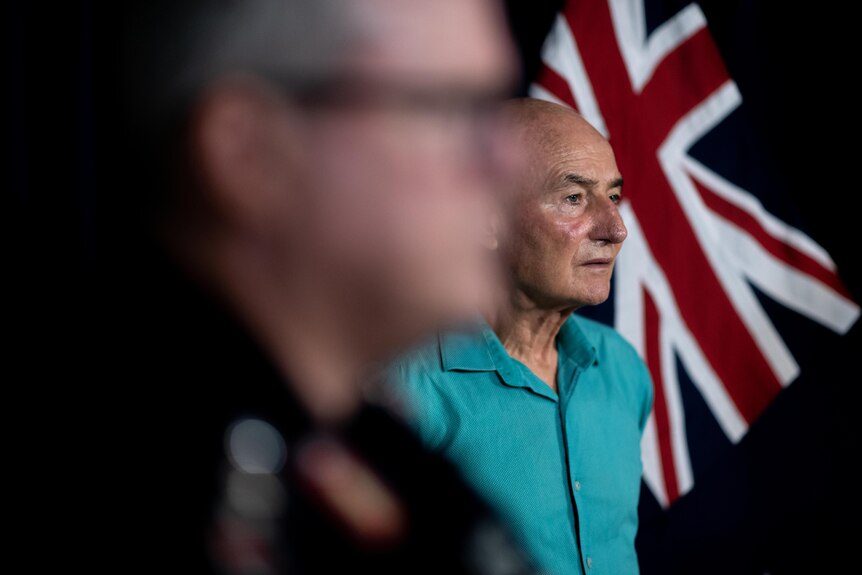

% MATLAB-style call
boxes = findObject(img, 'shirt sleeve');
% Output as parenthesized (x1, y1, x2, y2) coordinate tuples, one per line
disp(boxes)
(389, 360, 457, 453)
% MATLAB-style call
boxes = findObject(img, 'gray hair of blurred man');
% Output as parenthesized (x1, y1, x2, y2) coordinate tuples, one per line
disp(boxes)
(123, 1, 364, 214)
(126, 0, 360, 125)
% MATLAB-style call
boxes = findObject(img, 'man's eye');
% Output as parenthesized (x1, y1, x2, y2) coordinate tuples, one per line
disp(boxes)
(566, 194, 582, 204)
(609, 193, 622, 204)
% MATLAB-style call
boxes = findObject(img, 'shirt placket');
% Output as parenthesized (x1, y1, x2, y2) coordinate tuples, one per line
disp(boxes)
(558, 363, 594, 574)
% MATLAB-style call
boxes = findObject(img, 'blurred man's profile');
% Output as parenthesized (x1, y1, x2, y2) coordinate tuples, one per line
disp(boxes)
(107, 1, 540, 573)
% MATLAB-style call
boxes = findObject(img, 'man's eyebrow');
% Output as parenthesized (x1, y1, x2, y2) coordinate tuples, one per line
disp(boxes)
(562, 173, 598, 187)
(609, 177, 624, 190)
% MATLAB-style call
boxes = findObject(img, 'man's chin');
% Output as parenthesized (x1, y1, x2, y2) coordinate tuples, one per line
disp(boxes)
(435, 283, 499, 328)
(400, 274, 497, 332)
(434, 261, 506, 324)
(567, 282, 611, 308)
(584, 294, 610, 307)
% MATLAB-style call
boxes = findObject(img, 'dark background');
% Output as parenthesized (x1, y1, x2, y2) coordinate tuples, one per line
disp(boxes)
(8, 2, 859, 573)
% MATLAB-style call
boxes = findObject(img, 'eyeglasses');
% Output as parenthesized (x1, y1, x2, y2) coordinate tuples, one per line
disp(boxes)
(273, 74, 516, 165)
(287, 76, 514, 125)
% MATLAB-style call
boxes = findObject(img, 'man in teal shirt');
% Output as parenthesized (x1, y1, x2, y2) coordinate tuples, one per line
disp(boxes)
(394, 99, 653, 574)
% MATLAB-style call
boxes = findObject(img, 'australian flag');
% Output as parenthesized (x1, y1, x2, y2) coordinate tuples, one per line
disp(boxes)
(506, 1, 862, 573)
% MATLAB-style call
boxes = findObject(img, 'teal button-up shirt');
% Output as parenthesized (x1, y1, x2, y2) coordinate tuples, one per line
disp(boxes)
(393, 315, 653, 575)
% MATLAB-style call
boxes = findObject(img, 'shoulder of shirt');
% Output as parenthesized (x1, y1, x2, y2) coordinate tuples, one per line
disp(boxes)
(387, 332, 470, 449)
(569, 315, 652, 391)
(570, 315, 635, 354)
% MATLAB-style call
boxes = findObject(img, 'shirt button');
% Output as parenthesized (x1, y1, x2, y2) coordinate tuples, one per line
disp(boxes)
(586, 556, 593, 569)
(574, 480, 581, 492)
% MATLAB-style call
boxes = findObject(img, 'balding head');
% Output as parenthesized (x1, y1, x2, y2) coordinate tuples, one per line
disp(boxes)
(502, 98, 615, 199)
(500, 98, 627, 310)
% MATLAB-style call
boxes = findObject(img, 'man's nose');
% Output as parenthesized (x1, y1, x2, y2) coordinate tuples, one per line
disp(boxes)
(590, 197, 628, 245)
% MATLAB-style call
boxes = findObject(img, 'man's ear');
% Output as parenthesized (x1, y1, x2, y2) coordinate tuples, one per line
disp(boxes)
(190, 76, 301, 234)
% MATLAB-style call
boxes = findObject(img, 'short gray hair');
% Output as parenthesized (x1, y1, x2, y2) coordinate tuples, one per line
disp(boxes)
(121, 0, 363, 222)
(126, 0, 361, 126)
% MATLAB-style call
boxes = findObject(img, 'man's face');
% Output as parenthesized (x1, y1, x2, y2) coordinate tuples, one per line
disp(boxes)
(291, 0, 518, 341)
(505, 119, 628, 309)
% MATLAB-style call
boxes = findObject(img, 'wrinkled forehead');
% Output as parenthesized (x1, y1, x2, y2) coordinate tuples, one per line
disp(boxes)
(349, 0, 517, 89)
(514, 112, 614, 185)
(543, 132, 618, 179)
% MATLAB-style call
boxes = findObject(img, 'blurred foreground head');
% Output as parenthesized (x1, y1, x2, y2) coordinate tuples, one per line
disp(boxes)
(123, 0, 518, 390)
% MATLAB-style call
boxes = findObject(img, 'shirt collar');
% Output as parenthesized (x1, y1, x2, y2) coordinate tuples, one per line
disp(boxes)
(439, 327, 496, 372)
(438, 316, 597, 400)
(556, 315, 599, 370)
(481, 326, 553, 398)
(439, 315, 598, 376)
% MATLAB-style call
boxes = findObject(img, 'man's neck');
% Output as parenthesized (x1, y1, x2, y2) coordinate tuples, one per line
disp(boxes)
(490, 289, 577, 392)
(178, 231, 366, 425)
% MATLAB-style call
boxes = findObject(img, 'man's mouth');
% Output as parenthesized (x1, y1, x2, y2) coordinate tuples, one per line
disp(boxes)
(581, 257, 613, 266)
